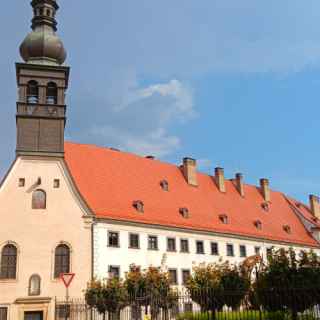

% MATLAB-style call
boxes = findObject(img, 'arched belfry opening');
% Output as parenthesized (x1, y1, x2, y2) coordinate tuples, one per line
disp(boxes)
(27, 80, 39, 104)
(46, 82, 58, 105)
(16, 0, 69, 157)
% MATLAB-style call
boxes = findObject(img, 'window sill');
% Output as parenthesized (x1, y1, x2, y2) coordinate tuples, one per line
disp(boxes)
(196, 252, 205, 255)
(180, 251, 189, 254)
(128, 246, 140, 250)
(167, 250, 177, 253)
(107, 245, 120, 248)
(148, 248, 159, 251)
(0, 278, 18, 283)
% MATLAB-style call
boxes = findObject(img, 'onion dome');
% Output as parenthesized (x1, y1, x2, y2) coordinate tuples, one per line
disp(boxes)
(19, 0, 67, 66)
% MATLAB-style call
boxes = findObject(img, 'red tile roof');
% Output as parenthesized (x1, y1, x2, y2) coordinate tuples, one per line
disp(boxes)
(64, 142, 319, 248)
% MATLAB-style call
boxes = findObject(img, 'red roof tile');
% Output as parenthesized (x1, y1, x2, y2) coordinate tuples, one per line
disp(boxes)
(64, 142, 319, 248)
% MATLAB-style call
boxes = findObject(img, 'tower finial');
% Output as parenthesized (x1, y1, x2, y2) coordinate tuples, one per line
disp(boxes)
(19, 0, 67, 66)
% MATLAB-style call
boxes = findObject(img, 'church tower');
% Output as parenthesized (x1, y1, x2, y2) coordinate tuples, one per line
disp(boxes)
(16, 0, 69, 157)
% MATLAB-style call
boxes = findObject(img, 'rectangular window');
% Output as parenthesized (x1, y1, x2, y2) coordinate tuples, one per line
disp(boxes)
(148, 236, 158, 250)
(0, 308, 7, 320)
(168, 269, 178, 285)
(180, 239, 189, 253)
(239, 245, 247, 257)
(19, 178, 25, 187)
(108, 266, 120, 278)
(129, 233, 139, 249)
(226, 244, 234, 257)
(54, 179, 60, 188)
(255, 246, 261, 255)
(182, 269, 191, 285)
(108, 232, 119, 247)
(196, 241, 204, 254)
(211, 242, 219, 255)
(167, 238, 176, 252)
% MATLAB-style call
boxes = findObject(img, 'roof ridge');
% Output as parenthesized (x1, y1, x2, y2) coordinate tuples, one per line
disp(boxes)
(64, 141, 300, 196)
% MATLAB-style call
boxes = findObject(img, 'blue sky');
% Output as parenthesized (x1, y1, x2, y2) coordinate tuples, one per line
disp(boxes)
(1, 1, 320, 202)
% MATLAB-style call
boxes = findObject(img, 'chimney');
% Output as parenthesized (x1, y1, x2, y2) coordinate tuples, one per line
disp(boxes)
(260, 178, 270, 202)
(215, 167, 226, 193)
(309, 195, 320, 219)
(182, 158, 198, 186)
(235, 173, 245, 197)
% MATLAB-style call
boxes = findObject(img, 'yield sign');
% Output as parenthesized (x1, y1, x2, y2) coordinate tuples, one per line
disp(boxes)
(60, 273, 75, 288)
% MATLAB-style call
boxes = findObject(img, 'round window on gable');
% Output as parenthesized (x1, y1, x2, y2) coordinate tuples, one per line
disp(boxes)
(32, 189, 46, 209)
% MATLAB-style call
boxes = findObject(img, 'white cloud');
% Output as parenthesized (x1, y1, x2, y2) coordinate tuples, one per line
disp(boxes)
(71, 76, 195, 158)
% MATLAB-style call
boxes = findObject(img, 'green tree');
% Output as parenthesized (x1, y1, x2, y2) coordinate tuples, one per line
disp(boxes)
(124, 266, 178, 320)
(186, 262, 250, 316)
(253, 248, 320, 320)
(85, 277, 128, 320)
(124, 265, 147, 320)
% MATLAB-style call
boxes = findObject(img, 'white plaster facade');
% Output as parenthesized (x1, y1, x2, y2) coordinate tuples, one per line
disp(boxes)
(0, 156, 93, 320)
(93, 220, 319, 283)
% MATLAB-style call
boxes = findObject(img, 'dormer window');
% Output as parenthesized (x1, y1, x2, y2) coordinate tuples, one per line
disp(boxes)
(179, 207, 189, 218)
(160, 180, 169, 191)
(254, 220, 262, 230)
(261, 202, 269, 212)
(46, 82, 58, 104)
(133, 201, 144, 213)
(27, 80, 39, 104)
(283, 225, 291, 234)
(219, 214, 228, 224)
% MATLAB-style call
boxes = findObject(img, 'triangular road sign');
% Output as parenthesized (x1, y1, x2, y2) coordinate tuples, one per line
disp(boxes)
(60, 273, 75, 288)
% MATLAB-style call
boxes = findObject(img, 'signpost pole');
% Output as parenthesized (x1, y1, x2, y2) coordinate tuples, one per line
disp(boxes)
(65, 287, 68, 320)
(60, 273, 75, 320)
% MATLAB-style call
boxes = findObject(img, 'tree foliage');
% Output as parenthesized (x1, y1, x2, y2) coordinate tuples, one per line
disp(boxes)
(85, 277, 128, 316)
(186, 262, 250, 312)
(124, 265, 178, 318)
(253, 248, 320, 315)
